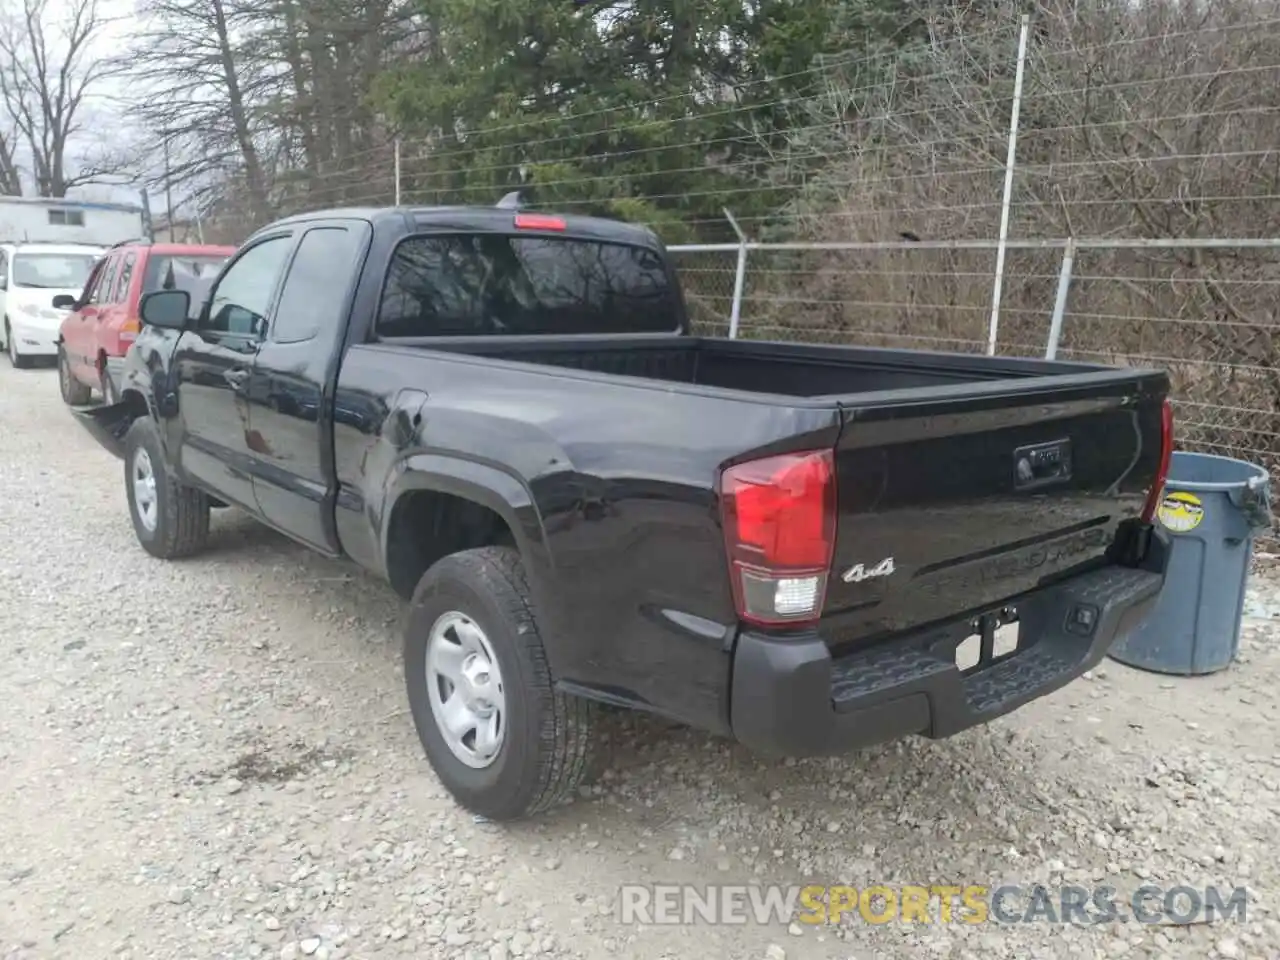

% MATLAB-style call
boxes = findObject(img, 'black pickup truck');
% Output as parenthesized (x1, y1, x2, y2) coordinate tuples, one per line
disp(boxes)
(76, 202, 1173, 821)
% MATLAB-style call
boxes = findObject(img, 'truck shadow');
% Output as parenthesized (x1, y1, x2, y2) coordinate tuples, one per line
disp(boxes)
(191, 506, 1115, 883)
(204, 507, 306, 554)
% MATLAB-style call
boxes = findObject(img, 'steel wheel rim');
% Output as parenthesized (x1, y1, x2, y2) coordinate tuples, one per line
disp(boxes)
(131, 447, 159, 533)
(425, 611, 506, 769)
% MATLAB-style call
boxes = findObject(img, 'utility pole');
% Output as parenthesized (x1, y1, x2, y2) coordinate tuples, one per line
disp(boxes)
(163, 137, 175, 241)
(139, 188, 155, 242)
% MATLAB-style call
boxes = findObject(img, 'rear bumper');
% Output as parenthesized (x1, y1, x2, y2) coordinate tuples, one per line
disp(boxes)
(729, 547, 1168, 757)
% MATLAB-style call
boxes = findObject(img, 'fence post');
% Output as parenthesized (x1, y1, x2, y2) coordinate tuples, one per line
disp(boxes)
(394, 138, 402, 206)
(1044, 238, 1076, 360)
(986, 13, 1031, 356)
(724, 207, 749, 339)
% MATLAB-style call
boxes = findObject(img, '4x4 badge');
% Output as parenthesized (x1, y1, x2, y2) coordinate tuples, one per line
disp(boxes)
(842, 557, 896, 583)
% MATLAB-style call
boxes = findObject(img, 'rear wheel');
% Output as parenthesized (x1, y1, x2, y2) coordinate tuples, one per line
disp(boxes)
(99, 359, 120, 405)
(58, 345, 92, 405)
(404, 546, 600, 821)
(124, 417, 210, 559)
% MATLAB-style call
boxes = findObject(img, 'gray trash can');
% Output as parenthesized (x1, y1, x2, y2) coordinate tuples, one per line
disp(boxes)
(1109, 451, 1272, 675)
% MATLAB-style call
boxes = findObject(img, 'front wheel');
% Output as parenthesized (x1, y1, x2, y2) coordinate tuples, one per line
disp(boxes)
(404, 546, 600, 821)
(124, 417, 211, 559)
(58, 346, 92, 405)
(5, 320, 31, 369)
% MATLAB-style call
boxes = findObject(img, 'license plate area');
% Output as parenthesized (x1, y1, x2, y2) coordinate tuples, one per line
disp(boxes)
(953, 607, 1021, 675)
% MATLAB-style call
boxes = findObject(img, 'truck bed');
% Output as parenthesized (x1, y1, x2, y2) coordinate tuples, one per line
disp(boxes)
(412, 334, 1127, 400)
(374, 330, 1168, 658)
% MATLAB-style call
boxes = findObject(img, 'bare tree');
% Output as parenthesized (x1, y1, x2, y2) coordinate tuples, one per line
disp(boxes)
(119, 0, 412, 234)
(0, 0, 123, 196)
(0, 128, 20, 194)
(121, 0, 273, 219)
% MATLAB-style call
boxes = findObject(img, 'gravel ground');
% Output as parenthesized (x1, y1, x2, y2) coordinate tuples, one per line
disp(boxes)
(2, 360, 1279, 960)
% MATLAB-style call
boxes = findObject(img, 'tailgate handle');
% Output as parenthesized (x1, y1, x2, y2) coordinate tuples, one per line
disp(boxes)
(1014, 438, 1072, 491)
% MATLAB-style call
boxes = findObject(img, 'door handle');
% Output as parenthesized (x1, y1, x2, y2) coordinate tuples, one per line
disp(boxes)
(224, 368, 249, 389)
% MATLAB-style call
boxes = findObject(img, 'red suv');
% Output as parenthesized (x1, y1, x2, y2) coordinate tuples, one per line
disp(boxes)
(57, 239, 236, 405)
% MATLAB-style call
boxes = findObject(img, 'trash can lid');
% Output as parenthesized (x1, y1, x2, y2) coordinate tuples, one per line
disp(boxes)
(1164, 451, 1270, 493)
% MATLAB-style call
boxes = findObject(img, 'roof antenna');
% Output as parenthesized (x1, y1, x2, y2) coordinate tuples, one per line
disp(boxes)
(496, 190, 524, 210)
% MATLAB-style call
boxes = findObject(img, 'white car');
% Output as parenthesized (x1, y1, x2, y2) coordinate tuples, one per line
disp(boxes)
(0, 241, 105, 368)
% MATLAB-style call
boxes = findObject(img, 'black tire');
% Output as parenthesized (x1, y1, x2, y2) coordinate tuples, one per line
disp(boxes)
(58, 345, 92, 405)
(5, 319, 31, 369)
(404, 546, 599, 821)
(99, 361, 120, 405)
(124, 417, 211, 559)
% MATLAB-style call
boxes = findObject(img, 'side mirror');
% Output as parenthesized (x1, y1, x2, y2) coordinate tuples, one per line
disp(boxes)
(140, 290, 191, 330)
(52, 294, 77, 310)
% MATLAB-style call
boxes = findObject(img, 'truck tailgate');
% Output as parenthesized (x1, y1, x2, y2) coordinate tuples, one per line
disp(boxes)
(821, 369, 1170, 650)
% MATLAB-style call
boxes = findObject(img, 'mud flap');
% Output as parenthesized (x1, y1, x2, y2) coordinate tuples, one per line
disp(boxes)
(72, 402, 136, 460)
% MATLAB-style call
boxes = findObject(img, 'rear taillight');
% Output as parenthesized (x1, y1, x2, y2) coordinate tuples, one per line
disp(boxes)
(718, 449, 836, 627)
(1140, 398, 1174, 523)
(120, 315, 141, 343)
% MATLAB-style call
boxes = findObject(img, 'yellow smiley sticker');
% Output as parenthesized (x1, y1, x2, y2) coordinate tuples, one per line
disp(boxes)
(1157, 491, 1204, 533)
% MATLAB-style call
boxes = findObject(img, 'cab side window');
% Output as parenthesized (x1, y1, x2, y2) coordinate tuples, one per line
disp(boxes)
(201, 235, 292, 338)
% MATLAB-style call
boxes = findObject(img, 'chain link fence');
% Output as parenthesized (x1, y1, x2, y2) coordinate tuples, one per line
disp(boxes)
(153, 2, 1280, 549)
(670, 238, 1280, 549)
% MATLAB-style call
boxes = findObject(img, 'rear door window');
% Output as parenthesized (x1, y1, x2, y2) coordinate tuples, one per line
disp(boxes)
(270, 226, 365, 344)
(112, 252, 136, 304)
(375, 234, 677, 337)
(90, 254, 120, 306)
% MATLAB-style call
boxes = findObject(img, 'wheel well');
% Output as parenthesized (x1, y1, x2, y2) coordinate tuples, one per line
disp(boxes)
(385, 489, 516, 600)
(120, 388, 149, 419)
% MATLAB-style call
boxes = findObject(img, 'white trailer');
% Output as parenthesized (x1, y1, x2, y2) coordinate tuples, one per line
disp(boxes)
(0, 196, 146, 247)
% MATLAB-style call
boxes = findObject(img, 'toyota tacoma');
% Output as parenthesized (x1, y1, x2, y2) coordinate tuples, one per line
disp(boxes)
(74, 201, 1174, 820)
